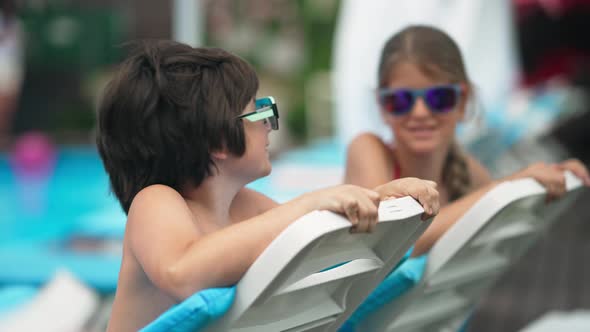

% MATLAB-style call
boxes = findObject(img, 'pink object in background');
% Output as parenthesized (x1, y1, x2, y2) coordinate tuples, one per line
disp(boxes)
(10, 131, 56, 179)
(9, 132, 57, 215)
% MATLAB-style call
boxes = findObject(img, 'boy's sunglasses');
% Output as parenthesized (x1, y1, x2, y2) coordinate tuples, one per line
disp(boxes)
(378, 84, 463, 116)
(237, 96, 280, 130)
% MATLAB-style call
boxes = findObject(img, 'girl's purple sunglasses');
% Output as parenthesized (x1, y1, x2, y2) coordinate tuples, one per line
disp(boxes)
(378, 84, 463, 115)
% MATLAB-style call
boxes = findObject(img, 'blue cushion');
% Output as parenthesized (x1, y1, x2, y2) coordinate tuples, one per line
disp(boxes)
(339, 253, 428, 332)
(0, 285, 38, 316)
(140, 286, 236, 332)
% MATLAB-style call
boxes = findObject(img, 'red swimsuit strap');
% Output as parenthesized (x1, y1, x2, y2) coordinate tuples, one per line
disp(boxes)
(392, 159, 401, 180)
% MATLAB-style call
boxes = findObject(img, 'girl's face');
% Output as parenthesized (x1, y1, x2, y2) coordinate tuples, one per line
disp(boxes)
(381, 61, 467, 156)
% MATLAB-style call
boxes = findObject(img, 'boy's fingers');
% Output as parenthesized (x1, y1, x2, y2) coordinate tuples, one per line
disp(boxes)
(370, 205, 379, 232)
(367, 218, 376, 233)
(353, 202, 366, 233)
(363, 189, 381, 203)
(357, 217, 369, 233)
(421, 212, 433, 222)
(418, 188, 435, 216)
(346, 205, 359, 226)
(425, 180, 437, 188)
(360, 197, 378, 233)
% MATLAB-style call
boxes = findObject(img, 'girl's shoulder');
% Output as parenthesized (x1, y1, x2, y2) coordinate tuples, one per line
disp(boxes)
(349, 132, 388, 148)
(347, 132, 392, 160)
(345, 132, 395, 186)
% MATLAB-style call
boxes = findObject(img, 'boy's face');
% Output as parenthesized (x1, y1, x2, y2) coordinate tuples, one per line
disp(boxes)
(232, 99, 273, 181)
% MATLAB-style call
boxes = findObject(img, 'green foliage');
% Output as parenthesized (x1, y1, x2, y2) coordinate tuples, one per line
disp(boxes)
(21, 5, 124, 71)
(287, 101, 308, 141)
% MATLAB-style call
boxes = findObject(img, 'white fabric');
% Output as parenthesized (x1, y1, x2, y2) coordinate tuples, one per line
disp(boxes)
(0, 270, 99, 332)
(0, 14, 24, 93)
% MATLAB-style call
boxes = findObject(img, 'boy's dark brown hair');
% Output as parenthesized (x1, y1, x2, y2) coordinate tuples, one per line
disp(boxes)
(96, 40, 259, 213)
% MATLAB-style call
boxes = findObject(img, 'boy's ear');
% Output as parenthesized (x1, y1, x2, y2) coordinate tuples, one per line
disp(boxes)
(211, 150, 228, 160)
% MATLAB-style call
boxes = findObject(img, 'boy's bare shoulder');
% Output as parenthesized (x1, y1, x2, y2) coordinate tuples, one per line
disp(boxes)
(124, 185, 200, 275)
(126, 184, 194, 232)
(132, 184, 186, 204)
(231, 188, 278, 219)
(129, 184, 189, 213)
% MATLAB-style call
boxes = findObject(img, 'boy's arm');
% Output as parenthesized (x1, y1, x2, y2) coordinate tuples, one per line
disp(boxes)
(127, 184, 384, 301)
(127, 185, 315, 301)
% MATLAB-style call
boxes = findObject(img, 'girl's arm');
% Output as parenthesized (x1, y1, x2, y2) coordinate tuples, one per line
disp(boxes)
(345, 134, 587, 256)
(412, 158, 590, 256)
(411, 183, 496, 256)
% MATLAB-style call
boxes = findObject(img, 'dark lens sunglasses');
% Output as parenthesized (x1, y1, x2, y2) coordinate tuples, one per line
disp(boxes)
(378, 84, 463, 116)
(237, 96, 280, 130)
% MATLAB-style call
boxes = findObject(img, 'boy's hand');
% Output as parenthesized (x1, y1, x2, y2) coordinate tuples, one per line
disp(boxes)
(308, 185, 380, 233)
(375, 178, 440, 219)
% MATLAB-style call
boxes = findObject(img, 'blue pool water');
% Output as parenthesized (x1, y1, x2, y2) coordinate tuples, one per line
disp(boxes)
(0, 147, 124, 243)
(0, 140, 345, 296)
(0, 139, 346, 243)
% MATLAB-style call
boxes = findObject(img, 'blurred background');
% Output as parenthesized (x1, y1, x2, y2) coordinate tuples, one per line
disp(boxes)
(0, 0, 589, 331)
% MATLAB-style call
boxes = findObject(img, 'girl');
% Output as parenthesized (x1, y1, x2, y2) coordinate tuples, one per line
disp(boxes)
(345, 25, 590, 256)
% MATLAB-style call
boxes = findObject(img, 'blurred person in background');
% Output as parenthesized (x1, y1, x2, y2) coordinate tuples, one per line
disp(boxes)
(344, 25, 590, 257)
(341, 26, 590, 332)
(0, 0, 23, 150)
(332, 0, 519, 146)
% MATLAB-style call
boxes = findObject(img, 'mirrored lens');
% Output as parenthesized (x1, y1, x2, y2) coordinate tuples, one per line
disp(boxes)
(425, 87, 458, 113)
(381, 90, 414, 115)
(269, 116, 279, 130)
(242, 107, 278, 130)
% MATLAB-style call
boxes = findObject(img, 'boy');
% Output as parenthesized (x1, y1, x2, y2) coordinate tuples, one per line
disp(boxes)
(96, 40, 439, 331)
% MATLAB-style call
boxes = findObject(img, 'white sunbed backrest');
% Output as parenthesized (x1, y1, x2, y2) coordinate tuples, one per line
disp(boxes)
(206, 196, 429, 332)
(362, 171, 584, 332)
(0, 270, 99, 332)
